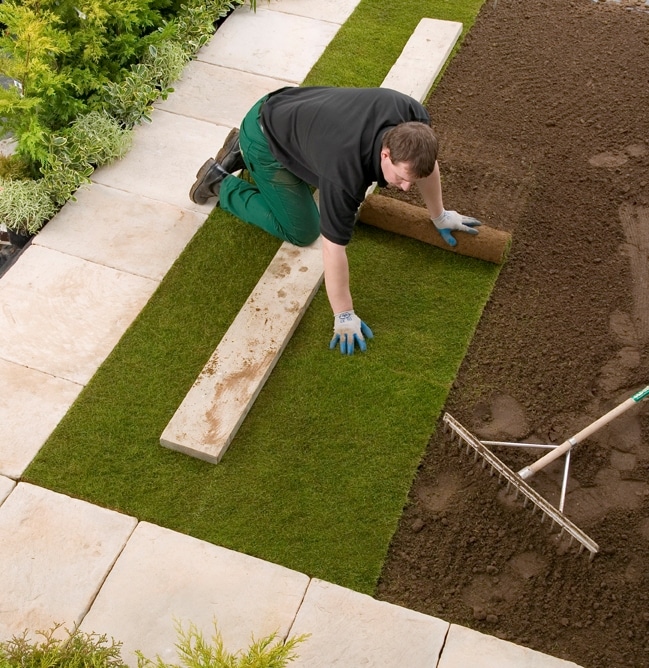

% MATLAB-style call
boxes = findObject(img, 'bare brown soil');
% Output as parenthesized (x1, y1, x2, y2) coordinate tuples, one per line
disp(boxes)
(375, 1, 649, 666)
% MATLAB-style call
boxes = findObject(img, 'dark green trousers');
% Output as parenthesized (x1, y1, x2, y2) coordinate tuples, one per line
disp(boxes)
(219, 96, 320, 247)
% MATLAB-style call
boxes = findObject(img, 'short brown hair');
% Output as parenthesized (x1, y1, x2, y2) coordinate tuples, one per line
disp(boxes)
(382, 122, 438, 179)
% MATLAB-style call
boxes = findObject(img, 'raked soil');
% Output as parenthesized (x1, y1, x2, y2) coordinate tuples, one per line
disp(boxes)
(375, 1, 649, 667)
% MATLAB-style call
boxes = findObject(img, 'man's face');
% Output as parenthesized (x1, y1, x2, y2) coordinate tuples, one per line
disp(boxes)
(380, 149, 417, 192)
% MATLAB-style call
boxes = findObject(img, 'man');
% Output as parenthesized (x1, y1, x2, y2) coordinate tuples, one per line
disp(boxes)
(190, 86, 481, 355)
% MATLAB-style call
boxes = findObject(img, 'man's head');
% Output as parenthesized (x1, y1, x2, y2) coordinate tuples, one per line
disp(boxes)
(380, 122, 438, 191)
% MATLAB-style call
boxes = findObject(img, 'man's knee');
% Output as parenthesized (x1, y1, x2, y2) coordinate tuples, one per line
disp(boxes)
(286, 228, 320, 247)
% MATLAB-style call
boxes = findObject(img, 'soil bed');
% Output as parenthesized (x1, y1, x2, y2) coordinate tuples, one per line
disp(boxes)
(375, 1, 649, 666)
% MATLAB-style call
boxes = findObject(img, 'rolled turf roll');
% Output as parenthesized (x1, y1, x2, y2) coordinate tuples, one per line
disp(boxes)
(358, 194, 511, 265)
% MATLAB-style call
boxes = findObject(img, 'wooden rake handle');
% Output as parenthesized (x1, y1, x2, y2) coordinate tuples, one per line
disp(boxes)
(518, 385, 649, 480)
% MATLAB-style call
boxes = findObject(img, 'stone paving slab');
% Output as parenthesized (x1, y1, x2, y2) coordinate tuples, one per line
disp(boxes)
(263, 0, 359, 23)
(288, 578, 449, 667)
(0, 483, 137, 641)
(35, 183, 204, 281)
(161, 237, 323, 462)
(156, 61, 292, 128)
(92, 111, 230, 214)
(439, 624, 583, 668)
(0, 476, 15, 505)
(382, 18, 462, 100)
(0, 358, 82, 478)
(81, 521, 310, 666)
(198, 5, 340, 84)
(0, 245, 157, 385)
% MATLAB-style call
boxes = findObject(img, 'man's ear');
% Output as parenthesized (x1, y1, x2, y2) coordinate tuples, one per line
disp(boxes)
(380, 147, 391, 161)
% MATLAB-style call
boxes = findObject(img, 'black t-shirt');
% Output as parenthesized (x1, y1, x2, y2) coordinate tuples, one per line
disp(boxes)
(260, 87, 430, 246)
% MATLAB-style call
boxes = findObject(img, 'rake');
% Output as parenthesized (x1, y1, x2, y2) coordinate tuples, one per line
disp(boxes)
(444, 385, 649, 560)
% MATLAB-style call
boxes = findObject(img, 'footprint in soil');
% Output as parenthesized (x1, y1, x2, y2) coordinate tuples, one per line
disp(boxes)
(415, 470, 465, 514)
(468, 385, 649, 535)
(461, 551, 548, 623)
(472, 393, 529, 441)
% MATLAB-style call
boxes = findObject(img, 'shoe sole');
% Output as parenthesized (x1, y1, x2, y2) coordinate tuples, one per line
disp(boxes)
(189, 158, 216, 205)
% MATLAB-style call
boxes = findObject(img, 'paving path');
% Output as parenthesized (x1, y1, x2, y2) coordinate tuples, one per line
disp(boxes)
(0, 1, 582, 665)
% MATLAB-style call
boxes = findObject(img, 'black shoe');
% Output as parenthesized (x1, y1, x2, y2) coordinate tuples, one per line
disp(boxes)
(189, 128, 244, 205)
(189, 158, 228, 205)
(215, 127, 245, 174)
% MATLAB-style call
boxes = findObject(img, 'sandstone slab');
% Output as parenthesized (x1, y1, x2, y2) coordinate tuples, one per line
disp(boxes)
(0, 476, 15, 505)
(0, 246, 157, 385)
(161, 237, 323, 462)
(263, 0, 359, 23)
(198, 5, 340, 84)
(0, 358, 82, 478)
(439, 624, 584, 668)
(92, 111, 231, 213)
(35, 184, 204, 281)
(382, 18, 463, 101)
(82, 522, 309, 666)
(0, 483, 136, 641)
(156, 62, 290, 128)
(289, 579, 449, 667)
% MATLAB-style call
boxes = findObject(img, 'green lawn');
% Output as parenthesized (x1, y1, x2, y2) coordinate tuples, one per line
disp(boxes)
(25, 0, 493, 594)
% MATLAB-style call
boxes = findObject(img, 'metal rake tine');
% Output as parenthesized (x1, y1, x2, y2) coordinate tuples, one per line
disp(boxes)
(443, 413, 599, 558)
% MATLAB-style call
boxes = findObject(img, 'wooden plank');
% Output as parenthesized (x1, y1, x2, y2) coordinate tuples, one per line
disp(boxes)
(160, 238, 323, 463)
(382, 18, 462, 102)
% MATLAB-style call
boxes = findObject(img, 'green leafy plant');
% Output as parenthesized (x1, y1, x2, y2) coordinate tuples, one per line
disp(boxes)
(0, 176, 57, 235)
(101, 62, 166, 127)
(37, 110, 133, 205)
(0, 153, 31, 180)
(142, 41, 190, 90)
(137, 622, 308, 668)
(0, 0, 248, 236)
(63, 110, 134, 168)
(0, 0, 72, 166)
(0, 623, 128, 668)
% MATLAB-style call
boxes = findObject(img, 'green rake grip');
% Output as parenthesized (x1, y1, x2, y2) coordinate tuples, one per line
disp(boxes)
(632, 386, 649, 402)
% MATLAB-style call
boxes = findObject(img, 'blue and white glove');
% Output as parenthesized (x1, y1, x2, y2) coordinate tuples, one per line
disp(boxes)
(329, 310, 374, 355)
(432, 209, 482, 247)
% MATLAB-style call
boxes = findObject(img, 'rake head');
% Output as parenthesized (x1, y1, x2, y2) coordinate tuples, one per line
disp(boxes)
(443, 412, 599, 560)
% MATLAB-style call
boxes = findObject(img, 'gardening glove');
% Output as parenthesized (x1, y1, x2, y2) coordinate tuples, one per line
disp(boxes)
(432, 209, 482, 247)
(329, 310, 374, 355)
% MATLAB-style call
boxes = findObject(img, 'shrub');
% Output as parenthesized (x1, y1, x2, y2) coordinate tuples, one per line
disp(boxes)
(0, 153, 31, 180)
(0, 623, 128, 668)
(137, 621, 308, 668)
(64, 110, 134, 168)
(0, 176, 57, 235)
(0, 621, 307, 668)
(0, 0, 250, 236)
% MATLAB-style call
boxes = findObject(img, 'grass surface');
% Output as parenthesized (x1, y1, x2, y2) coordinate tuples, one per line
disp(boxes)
(25, 0, 493, 594)
(305, 0, 484, 88)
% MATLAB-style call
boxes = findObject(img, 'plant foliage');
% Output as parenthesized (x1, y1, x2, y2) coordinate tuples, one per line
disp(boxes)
(0, 175, 57, 233)
(137, 622, 307, 668)
(0, 623, 128, 668)
(0, 0, 246, 235)
(0, 621, 303, 668)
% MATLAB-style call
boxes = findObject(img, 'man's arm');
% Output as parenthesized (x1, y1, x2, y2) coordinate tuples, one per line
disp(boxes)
(416, 161, 482, 247)
(321, 236, 373, 354)
(321, 236, 353, 314)
(416, 160, 444, 219)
